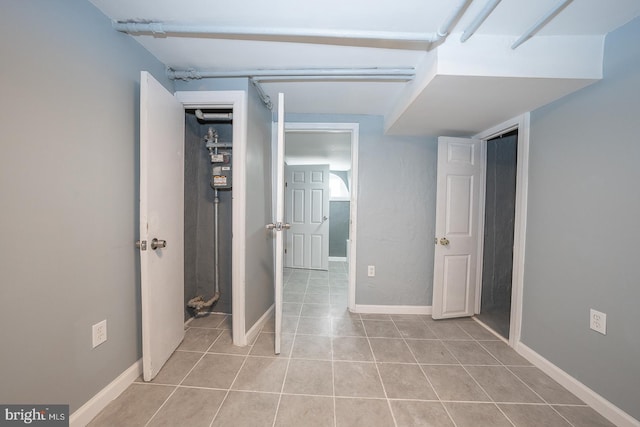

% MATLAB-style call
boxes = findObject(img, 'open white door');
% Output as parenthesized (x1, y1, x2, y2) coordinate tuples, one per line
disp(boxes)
(432, 137, 482, 320)
(139, 71, 185, 380)
(284, 164, 330, 270)
(267, 93, 286, 354)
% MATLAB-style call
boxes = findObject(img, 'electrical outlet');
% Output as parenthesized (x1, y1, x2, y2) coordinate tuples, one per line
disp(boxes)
(367, 265, 375, 277)
(92, 320, 107, 348)
(589, 309, 606, 335)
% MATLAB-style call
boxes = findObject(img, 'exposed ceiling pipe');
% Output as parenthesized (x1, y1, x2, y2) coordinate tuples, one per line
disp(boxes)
(250, 79, 273, 110)
(460, 0, 502, 42)
(167, 68, 416, 81)
(434, 0, 474, 42)
(113, 1, 474, 52)
(114, 21, 437, 46)
(511, 0, 574, 49)
(195, 110, 233, 121)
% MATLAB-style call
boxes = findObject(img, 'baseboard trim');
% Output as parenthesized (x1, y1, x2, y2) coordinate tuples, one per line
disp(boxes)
(328, 256, 347, 262)
(69, 359, 142, 427)
(516, 342, 640, 427)
(353, 304, 432, 315)
(245, 304, 274, 345)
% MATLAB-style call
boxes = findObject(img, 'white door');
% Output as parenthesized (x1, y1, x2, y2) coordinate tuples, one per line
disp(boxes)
(139, 71, 185, 380)
(268, 93, 286, 354)
(284, 164, 330, 270)
(432, 137, 482, 319)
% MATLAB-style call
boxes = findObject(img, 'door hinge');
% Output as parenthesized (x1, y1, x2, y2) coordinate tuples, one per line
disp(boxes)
(285, 182, 288, 188)
(284, 248, 287, 254)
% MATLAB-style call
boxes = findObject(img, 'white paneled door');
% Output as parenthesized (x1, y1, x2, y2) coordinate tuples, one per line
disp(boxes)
(284, 164, 330, 270)
(138, 72, 185, 380)
(432, 137, 482, 320)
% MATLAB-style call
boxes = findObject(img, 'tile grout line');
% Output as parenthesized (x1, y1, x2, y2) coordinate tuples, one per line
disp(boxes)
(470, 320, 579, 427)
(391, 317, 461, 427)
(363, 317, 399, 427)
(270, 272, 306, 427)
(144, 319, 229, 427)
(449, 322, 518, 427)
(502, 364, 579, 427)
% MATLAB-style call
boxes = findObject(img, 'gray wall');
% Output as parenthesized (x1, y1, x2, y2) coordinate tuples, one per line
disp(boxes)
(523, 16, 640, 420)
(287, 114, 437, 306)
(184, 114, 234, 316)
(0, 1, 172, 412)
(329, 201, 350, 257)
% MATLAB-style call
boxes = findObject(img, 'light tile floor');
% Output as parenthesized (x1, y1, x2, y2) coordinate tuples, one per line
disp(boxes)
(89, 262, 614, 427)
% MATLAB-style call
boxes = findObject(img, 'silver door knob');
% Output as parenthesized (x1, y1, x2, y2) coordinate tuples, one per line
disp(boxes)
(282, 223, 291, 229)
(151, 238, 167, 250)
(265, 223, 276, 230)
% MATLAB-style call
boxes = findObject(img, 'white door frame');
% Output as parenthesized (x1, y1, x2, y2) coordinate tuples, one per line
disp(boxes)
(473, 113, 530, 348)
(284, 122, 359, 312)
(175, 90, 249, 346)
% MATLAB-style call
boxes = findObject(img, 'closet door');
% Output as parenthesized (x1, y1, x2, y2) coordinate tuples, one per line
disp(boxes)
(138, 71, 185, 380)
(432, 136, 481, 319)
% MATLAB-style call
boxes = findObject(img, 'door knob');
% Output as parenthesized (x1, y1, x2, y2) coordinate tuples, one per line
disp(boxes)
(439, 237, 450, 246)
(151, 238, 167, 250)
(322, 216, 328, 222)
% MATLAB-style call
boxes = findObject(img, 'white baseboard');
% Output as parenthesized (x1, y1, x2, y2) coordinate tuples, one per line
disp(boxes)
(516, 342, 640, 427)
(353, 304, 432, 315)
(69, 359, 142, 427)
(328, 256, 347, 262)
(245, 304, 274, 345)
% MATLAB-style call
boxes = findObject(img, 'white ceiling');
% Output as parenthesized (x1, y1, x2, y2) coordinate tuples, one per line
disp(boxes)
(90, 0, 640, 136)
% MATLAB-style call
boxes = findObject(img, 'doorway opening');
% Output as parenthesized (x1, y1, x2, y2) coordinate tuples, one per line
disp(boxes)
(184, 109, 234, 319)
(476, 129, 518, 339)
(283, 123, 359, 312)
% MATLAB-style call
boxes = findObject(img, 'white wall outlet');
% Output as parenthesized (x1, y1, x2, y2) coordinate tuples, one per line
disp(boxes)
(590, 309, 606, 335)
(367, 265, 375, 277)
(92, 319, 108, 348)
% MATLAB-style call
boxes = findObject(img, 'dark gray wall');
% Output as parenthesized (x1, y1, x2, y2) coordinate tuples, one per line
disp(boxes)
(523, 16, 640, 420)
(184, 114, 233, 316)
(286, 114, 437, 306)
(329, 201, 350, 257)
(479, 134, 517, 338)
(0, 1, 172, 412)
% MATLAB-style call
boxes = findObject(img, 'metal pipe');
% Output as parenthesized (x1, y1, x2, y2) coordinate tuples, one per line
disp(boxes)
(436, 0, 474, 39)
(169, 67, 416, 80)
(195, 109, 233, 122)
(113, 21, 438, 44)
(460, 0, 502, 42)
(214, 190, 220, 296)
(511, 0, 574, 49)
(250, 78, 273, 110)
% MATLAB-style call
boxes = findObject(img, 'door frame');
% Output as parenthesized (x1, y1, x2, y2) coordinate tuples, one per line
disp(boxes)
(175, 90, 248, 346)
(473, 113, 530, 348)
(283, 122, 359, 312)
